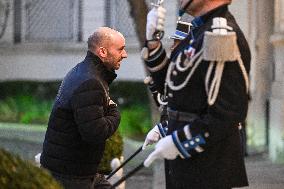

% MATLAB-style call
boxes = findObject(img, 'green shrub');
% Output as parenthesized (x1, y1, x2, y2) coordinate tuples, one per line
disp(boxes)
(0, 81, 60, 99)
(110, 81, 149, 108)
(0, 95, 52, 124)
(119, 105, 152, 140)
(98, 130, 123, 174)
(0, 97, 18, 122)
(0, 148, 62, 189)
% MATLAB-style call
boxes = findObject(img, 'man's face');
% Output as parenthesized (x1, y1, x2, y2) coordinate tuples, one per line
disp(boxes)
(105, 34, 127, 70)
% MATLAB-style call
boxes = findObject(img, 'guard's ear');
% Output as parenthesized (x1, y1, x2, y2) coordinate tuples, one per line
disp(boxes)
(98, 47, 108, 58)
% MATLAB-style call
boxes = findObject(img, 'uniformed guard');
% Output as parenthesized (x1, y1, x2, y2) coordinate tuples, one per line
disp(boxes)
(142, 0, 250, 188)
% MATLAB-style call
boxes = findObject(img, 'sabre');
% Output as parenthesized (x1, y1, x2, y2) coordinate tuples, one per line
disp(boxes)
(151, 0, 165, 40)
(107, 121, 168, 180)
(110, 162, 145, 189)
(106, 146, 143, 180)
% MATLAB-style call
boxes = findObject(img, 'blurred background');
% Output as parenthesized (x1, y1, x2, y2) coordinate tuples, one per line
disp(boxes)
(0, 0, 283, 188)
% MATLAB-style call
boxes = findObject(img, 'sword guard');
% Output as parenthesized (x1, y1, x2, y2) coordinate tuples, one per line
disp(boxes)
(152, 30, 164, 41)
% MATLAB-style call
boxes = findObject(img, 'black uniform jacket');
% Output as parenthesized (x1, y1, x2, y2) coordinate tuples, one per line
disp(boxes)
(144, 5, 250, 188)
(40, 51, 120, 176)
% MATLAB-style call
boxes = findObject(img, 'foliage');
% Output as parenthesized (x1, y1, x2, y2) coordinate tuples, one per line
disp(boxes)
(98, 131, 124, 174)
(0, 81, 60, 99)
(110, 81, 149, 108)
(119, 104, 152, 139)
(0, 148, 62, 189)
(0, 95, 52, 124)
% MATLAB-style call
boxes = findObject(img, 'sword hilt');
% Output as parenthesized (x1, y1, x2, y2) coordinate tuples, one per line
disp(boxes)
(150, 0, 165, 41)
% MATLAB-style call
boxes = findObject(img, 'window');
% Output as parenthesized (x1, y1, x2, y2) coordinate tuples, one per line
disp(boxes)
(14, 0, 82, 43)
(105, 0, 136, 38)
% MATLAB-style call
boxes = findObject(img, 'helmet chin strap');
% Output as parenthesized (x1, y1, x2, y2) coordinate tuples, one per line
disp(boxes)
(178, 0, 193, 20)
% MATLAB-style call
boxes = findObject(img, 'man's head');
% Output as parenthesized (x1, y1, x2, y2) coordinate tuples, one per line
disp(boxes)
(180, 0, 232, 17)
(88, 27, 127, 70)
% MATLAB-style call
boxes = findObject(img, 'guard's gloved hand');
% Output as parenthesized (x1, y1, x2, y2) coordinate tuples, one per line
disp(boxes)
(146, 6, 166, 41)
(144, 135, 182, 167)
(144, 124, 208, 167)
(142, 126, 160, 150)
(142, 121, 168, 150)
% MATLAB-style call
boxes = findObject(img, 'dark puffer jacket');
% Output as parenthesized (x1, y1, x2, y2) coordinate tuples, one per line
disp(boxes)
(40, 51, 120, 176)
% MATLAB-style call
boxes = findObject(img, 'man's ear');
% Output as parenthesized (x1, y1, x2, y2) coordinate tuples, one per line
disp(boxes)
(98, 47, 108, 58)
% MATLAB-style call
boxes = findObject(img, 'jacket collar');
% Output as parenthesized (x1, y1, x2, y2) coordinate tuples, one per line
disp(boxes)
(85, 51, 117, 85)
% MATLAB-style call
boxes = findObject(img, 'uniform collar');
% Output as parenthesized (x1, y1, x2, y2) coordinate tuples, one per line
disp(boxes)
(86, 51, 117, 85)
(191, 17, 204, 28)
(170, 5, 230, 61)
(191, 4, 229, 28)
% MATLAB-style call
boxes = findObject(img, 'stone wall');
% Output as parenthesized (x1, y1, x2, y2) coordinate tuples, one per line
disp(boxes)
(0, 0, 13, 44)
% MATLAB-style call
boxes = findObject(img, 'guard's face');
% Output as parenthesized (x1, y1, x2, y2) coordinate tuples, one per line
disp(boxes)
(105, 34, 127, 70)
(180, 0, 192, 10)
(180, 0, 204, 16)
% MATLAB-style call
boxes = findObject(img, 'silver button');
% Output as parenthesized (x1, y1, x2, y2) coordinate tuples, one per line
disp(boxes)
(190, 141, 195, 145)
(172, 70, 177, 76)
(184, 143, 189, 148)
(195, 137, 200, 142)
(168, 93, 173, 98)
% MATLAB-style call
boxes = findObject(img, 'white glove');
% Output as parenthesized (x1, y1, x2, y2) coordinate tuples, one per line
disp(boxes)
(142, 125, 161, 150)
(144, 135, 182, 167)
(146, 6, 166, 41)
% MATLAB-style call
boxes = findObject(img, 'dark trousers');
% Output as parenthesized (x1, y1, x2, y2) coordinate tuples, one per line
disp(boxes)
(165, 169, 232, 189)
(50, 172, 111, 189)
(240, 122, 248, 157)
(165, 160, 174, 189)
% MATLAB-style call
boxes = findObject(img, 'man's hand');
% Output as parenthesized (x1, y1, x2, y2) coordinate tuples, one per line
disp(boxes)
(144, 135, 182, 167)
(108, 99, 117, 106)
(146, 6, 166, 41)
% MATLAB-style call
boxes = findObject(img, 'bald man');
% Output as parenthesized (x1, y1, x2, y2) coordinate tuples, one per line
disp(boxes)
(40, 27, 127, 189)
(142, 0, 250, 188)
